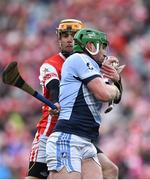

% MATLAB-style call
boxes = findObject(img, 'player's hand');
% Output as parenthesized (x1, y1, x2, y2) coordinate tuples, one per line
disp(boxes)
(117, 64, 126, 73)
(101, 56, 125, 82)
(102, 56, 119, 82)
(103, 55, 126, 73)
(101, 64, 120, 82)
(103, 56, 119, 66)
(48, 102, 61, 116)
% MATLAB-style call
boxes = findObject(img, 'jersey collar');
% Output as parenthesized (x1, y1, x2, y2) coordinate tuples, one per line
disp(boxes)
(59, 52, 66, 61)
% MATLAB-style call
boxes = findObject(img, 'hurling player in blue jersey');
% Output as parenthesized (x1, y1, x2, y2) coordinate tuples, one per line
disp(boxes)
(46, 28, 123, 179)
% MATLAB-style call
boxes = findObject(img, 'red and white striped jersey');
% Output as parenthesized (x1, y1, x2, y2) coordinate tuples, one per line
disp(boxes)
(37, 52, 65, 137)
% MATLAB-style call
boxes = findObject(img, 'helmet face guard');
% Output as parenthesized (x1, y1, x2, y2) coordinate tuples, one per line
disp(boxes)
(56, 19, 85, 38)
(73, 28, 109, 54)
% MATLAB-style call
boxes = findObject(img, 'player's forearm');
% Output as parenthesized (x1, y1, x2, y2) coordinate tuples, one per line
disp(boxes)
(46, 79, 60, 103)
(105, 84, 120, 101)
(87, 77, 120, 102)
(94, 84, 120, 102)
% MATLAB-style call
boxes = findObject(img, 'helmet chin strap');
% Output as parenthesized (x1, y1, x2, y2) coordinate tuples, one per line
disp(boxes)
(85, 43, 99, 55)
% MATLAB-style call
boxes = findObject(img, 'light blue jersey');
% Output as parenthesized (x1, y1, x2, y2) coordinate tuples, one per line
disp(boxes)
(54, 53, 103, 141)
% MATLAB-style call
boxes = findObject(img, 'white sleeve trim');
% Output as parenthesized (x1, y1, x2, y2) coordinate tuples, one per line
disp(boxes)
(39, 63, 59, 86)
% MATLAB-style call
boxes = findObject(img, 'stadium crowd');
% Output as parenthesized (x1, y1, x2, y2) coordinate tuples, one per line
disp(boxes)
(0, 0, 150, 178)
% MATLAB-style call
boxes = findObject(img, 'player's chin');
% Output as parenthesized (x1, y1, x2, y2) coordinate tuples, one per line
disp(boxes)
(66, 46, 73, 52)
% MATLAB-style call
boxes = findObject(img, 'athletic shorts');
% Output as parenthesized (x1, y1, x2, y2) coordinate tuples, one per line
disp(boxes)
(27, 133, 49, 178)
(29, 133, 48, 163)
(46, 132, 100, 173)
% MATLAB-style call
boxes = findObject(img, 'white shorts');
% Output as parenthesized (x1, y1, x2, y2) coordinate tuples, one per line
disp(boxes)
(46, 132, 100, 173)
(29, 133, 48, 163)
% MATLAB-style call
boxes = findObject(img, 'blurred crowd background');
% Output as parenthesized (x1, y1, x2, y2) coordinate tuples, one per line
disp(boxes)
(0, 0, 150, 178)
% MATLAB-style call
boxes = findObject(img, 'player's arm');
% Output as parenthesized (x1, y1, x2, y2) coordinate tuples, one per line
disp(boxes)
(101, 64, 122, 103)
(72, 54, 120, 102)
(39, 63, 61, 112)
(86, 76, 120, 102)
(46, 79, 59, 103)
(46, 79, 60, 114)
(101, 56, 125, 103)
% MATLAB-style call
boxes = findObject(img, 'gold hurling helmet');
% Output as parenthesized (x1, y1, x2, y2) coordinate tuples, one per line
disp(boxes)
(56, 19, 85, 38)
